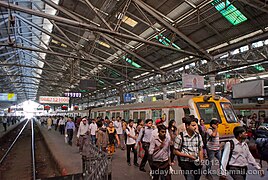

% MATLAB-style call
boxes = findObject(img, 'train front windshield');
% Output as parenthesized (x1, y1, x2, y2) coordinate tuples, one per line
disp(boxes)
(196, 102, 221, 124)
(221, 103, 238, 123)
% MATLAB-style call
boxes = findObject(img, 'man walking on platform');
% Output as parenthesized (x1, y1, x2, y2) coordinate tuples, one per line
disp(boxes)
(135, 119, 153, 172)
(126, 119, 139, 167)
(174, 117, 203, 180)
(220, 126, 264, 180)
(2, 116, 7, 132)
(77, 118, 90, 153)
(89, 119, 98, 145)
(65, 117, 75, 146)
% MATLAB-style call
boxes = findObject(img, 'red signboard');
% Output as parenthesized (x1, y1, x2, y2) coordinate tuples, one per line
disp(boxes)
(39, 96, 69, 104)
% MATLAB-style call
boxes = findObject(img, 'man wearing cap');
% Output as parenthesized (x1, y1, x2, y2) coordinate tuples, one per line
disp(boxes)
(77, 118, 90, 153)
(206, 119, 221, 180)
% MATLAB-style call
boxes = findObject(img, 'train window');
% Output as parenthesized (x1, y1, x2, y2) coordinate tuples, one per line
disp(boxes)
(169, 110, 175, 121)
(94, 112, 97, 119)
(105, 112, 110, 119)
(99, 113, 104, 118)
(258, 111, 265, 119)
(152, 109, 162, 122)
(112, 112, 115, 119)
(183, 108, 190, 117)
(133, 112, 139, 121)
(140, 111, 146, 120)
(220, 103, 238, 123)
(196, 102, 221, 124)
(123, 110, 129, 121)
(116, 112, 120, 118)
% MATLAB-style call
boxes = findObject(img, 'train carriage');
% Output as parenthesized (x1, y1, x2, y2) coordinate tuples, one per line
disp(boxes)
(90, 95, 240, 141)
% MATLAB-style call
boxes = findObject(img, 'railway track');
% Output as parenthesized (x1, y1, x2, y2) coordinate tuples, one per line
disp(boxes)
(0, 118, 60, 180)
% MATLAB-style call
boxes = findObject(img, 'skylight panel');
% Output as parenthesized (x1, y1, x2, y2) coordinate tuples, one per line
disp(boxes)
(212, 0, 247, 25)
(122, 15, 138, 27)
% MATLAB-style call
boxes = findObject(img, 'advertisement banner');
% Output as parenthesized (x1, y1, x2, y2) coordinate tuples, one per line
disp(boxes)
(39, 96, 70, 104)
(225, 78, 240, 92)
(182, 74, 204, 89)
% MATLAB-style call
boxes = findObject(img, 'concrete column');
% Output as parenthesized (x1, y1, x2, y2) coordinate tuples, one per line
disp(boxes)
(162, 86, 167, 100)
(209, 74, 216, 95)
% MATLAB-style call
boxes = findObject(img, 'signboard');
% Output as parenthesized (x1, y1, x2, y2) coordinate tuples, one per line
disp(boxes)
(123, 93, 133, 103)
(0, 93, 17, 102)
(39, 96, 70, 104)
(182, 74, 204, 89)
(64, 92, 81, 98)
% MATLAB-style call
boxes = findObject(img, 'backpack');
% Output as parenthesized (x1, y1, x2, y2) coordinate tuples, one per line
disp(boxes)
(255, 138, 268, 167)
(177, 132, 201, 166)
(140, 127, 146, 143)
(221, 140, 235, 170)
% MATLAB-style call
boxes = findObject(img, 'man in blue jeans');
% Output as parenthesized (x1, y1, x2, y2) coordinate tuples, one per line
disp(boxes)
(89, 119, 98, 145)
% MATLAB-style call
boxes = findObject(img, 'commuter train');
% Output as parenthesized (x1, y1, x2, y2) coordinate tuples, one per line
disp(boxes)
(233, 103, 268, 119)
(87, 95, 239, 141)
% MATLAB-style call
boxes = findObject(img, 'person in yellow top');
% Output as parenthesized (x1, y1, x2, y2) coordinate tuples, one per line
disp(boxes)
(47, 116, 52, 131)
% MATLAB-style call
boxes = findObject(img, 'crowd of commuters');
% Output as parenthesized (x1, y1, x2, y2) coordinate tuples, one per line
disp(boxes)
(37, 113, 267, 180)
(0, 116, 21, 132)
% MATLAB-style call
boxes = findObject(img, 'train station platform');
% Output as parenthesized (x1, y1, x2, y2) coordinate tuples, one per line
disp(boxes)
(37, 122, 82, 176)
(0, 119, 23, 139)
(37, 120, 268, 180)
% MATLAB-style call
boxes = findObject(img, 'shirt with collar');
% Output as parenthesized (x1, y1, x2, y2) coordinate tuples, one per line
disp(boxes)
(77, 122, 90, 137)
(174, 131, 203, 162)
(126, 126, 136, 145)
(89, 122, 98, 135)
(136, 126, 154, 146)
(220, 138, 261, 176)
(149, 135, 170, 162)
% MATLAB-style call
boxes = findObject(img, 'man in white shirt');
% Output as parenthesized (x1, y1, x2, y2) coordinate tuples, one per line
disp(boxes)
(77, 118, 90, 153)
(126, 119, 139, 166)
(89, 119, 98, 145)
(220, 126, 264, 180)
(114, 117, 125, 150)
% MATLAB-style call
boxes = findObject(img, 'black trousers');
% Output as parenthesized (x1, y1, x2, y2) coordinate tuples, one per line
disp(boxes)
(127, 143, 137, 163)
(140, 142, 150, 169)
(3, 123, 7, 131)
(229, 166, 247, 180)
(151, 160, 171, 180)
(179, 161, 202, 180)
(67, 129, 74, 145)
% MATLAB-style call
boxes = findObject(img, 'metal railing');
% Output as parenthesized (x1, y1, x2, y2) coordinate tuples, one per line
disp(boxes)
(82, 140, 111, 180)
(31, 118, 36, 180)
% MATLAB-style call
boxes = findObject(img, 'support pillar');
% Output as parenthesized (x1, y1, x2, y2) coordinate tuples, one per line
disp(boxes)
(209, 74, 216, 95)
(162, 86, 167, 100)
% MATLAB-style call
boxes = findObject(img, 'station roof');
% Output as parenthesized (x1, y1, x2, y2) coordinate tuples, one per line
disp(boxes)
(1, 0, 268, 108)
